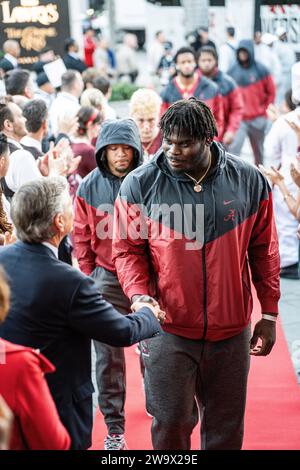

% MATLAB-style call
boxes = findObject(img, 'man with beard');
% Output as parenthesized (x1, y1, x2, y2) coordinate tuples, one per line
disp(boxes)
(113, 98, 280, 450)
(198, 46, 243, 147)
(74, 119, 145, 450)
(228, 40, 276, 165)
(161, 47, 224, 141)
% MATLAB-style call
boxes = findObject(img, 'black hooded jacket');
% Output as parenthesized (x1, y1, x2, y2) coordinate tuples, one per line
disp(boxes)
(228, 39, 276, 120)
(74, 119, 143, 275)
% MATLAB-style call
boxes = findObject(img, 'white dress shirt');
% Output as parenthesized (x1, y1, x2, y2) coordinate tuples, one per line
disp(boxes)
(42, 242, 58, 259)
(21, 136, 42, 152)
(264, 107, 300, 268)
(4, 53, 18, 69)
(218, 41, 237, 73)
(5, 138, 42, 194)
(49, 92, 80, 137)
(34, 88, 55, 109)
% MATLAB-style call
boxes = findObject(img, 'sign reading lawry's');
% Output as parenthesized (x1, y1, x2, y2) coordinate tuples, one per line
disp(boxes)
(261, 4, 300, 54)
(0, 0, 70, 68)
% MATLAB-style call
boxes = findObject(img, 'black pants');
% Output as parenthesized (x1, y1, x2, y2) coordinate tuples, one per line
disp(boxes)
(141, 325, 251, 450)
(91, 267, 131, 435)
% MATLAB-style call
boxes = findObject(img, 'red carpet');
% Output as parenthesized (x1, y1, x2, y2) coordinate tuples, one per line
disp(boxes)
(91, 301, 300, 450)
(244, 315, 300, 449)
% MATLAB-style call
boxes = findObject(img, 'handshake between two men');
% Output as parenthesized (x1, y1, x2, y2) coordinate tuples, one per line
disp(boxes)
(131, 295, 166, 325)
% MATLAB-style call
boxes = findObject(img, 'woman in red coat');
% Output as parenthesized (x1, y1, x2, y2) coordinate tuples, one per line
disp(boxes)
(0, 269, 71, 450)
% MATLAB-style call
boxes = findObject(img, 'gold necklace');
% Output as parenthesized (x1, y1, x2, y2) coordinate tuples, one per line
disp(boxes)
(184, 153, 212, 193)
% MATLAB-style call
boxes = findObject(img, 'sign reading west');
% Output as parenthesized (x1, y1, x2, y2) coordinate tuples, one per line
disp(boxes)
(0, 0, 71, 67)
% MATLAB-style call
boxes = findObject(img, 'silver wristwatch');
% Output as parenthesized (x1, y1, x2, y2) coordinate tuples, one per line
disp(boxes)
(134, 295, 156, 304)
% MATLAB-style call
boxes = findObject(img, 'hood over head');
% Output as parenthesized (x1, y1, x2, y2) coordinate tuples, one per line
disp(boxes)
(95, 118, 143, 173)
(237, 39, 255, 66)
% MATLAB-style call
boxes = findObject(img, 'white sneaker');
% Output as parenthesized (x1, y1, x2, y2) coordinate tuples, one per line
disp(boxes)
(104, 434, 128, 450)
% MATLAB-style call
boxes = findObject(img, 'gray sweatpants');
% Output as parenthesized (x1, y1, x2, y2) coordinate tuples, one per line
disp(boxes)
(141, 325, 251, 450)
(228, 116, 269, 166)
(91, 266, 131, 435)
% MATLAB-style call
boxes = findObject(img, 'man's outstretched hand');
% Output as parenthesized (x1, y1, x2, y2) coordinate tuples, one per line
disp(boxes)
(131, 295, 166, 324)
(250, 319, 276, 356)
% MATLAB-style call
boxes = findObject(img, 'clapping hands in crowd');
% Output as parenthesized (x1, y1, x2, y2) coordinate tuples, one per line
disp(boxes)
(39, 139, 81, 178)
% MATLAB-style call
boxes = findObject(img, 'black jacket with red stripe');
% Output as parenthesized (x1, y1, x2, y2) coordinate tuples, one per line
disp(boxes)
(228, 39, 276, 121)
(112, 142, 281, 341)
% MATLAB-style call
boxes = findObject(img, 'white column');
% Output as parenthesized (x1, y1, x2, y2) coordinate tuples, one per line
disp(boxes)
(225, 0, 255, 40)
(182, 0, 209, 33)
(107, 0, 116, 47)
(145, 2, 185, 52)
(68, 0, 89, 51)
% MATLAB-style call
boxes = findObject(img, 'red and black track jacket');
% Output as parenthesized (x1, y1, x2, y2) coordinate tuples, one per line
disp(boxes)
(73, 119, 143, 275)
(212, 69, 244, 141)
(228, 40, 276, 121)
(112, 143, 281, 342)
(161, 72, 224, 140)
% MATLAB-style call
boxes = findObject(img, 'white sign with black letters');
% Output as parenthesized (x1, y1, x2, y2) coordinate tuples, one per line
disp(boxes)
(261, 4, 300, 52)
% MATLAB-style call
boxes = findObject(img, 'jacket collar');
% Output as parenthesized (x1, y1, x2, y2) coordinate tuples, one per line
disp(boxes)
(16, 241, 58, 260)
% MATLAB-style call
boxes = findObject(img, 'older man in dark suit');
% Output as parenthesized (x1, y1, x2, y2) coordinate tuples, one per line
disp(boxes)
(0, 176, 163, 450)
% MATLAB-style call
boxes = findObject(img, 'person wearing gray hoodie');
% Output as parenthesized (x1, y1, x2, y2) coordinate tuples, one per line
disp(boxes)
(73, 119, 144, 450)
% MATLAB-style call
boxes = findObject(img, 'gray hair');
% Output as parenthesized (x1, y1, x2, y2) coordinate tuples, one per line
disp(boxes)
(11, 177, 70, 243)
(80, 88, 105, 110)
(3, 40, 19, 55)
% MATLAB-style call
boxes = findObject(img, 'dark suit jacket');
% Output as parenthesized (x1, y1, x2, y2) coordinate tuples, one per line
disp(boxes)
(0, 57, 15, 73)
(0, 242, 161, 449)
(63, 54, 87, 73)
(32, 60, 47, 75)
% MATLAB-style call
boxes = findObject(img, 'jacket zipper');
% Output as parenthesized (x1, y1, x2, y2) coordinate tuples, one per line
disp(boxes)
(199, 190, 208, 340)
(202, 243, 208, 340)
